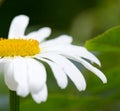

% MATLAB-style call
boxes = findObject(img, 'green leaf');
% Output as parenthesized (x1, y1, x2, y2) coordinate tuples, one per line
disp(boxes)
(85, 26, 120, 52)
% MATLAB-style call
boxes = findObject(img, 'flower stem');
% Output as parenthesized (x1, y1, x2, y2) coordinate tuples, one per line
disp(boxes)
(9, 90, 20, 111)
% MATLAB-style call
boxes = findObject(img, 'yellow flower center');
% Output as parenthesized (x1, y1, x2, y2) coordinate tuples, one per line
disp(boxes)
(0, 38, 40, 57)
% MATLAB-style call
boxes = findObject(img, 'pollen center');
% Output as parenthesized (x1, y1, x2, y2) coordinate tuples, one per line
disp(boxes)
(0, 38, 40, 57)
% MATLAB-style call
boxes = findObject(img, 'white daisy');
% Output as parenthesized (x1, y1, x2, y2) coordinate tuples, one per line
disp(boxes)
(0, 15, 107, 103)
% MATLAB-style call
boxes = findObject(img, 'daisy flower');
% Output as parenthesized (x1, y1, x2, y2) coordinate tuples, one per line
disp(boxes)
(0, 15, 107, 103)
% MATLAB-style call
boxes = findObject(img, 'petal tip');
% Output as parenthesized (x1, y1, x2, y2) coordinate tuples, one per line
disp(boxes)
(39, 27, 51, 36)
(8, 14, 29, 38)
(77, 82, 86, 91)
(14, 14, 29, 20)
(102, 77, 107, 84)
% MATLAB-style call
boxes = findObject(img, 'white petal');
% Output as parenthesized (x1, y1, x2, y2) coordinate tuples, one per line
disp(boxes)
(13, 57, 29, 97)
(38, 53, 86, 91)
(3, 59, 17, 91)
(26, 58, 46, 93)
(41, 44, 101, 66)
(8, 15, 29, 38)
(31, 84, 48, 103)
(70, 46, 101, 66)
(74, 57, 107, 83)
(39, 58, 68, 89)
(41, 35, 72, 46)
(26, 27, 51, 41)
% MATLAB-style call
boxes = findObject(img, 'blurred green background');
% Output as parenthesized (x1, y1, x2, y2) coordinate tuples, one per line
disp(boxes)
(0, 0, 120, 111)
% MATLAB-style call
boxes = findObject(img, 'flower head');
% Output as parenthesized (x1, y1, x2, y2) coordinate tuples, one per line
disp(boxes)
(0, 15, 107, 103)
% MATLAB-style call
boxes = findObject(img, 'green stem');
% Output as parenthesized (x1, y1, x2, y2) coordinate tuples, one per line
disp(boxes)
(9, 90, 20, 111)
